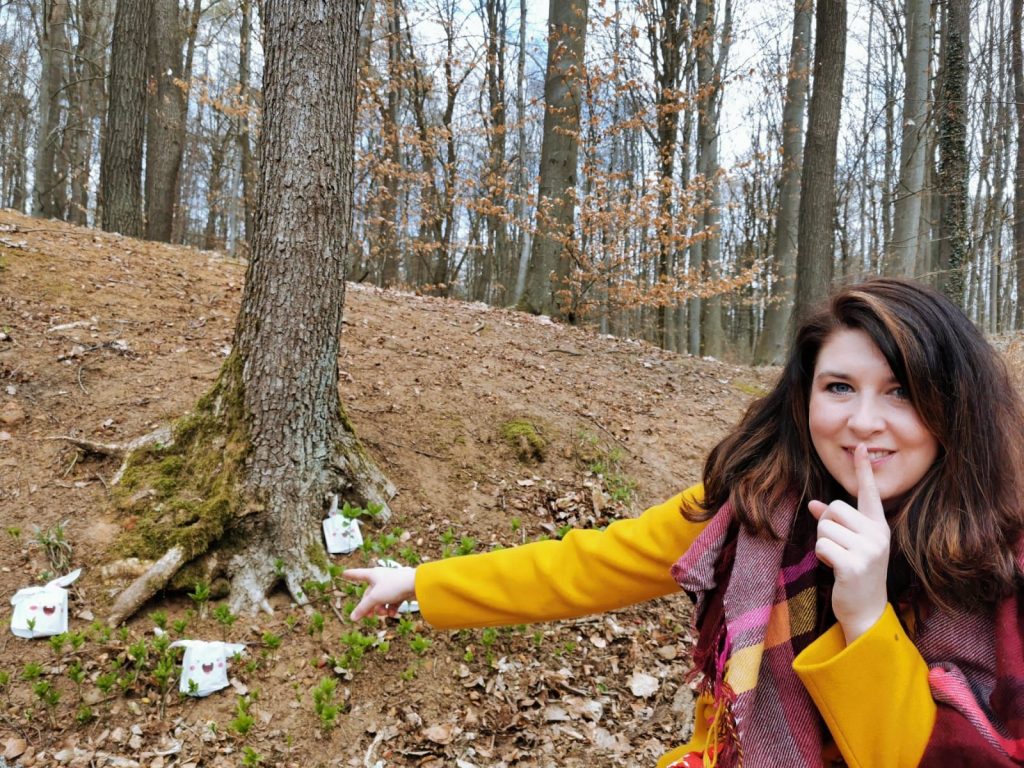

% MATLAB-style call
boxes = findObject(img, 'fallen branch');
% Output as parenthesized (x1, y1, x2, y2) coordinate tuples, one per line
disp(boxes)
(107, 546, 187, 627)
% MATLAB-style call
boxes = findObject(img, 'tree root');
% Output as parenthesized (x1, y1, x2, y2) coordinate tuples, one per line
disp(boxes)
(107, 546, 186, 627)
(48, 425, 174, 485)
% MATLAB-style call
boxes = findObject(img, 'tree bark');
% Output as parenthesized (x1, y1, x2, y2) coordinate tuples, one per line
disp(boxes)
(32, 0, 69, 219)
(143, 0, 187, 242)
(100, 0, 153, 237)
(521, 0, 588, 319)
(753, 0, 810, 364)
(236, 0, 255, 253)
(886, 0, 932, 276)
(937, 0, 970, 304)
(794, 0, 845, 327)
(1012, 0, 1024, 327)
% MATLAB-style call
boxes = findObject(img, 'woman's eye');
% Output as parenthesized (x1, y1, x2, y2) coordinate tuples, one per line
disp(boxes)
(892, 386, 910, 400)
(825, 382, 853, 394)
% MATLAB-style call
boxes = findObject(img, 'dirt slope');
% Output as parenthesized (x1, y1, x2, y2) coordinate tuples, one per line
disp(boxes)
(0, 209, 774, 767)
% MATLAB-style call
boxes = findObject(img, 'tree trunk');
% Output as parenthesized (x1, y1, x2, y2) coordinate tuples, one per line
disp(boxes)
(144, 0, 187, 242)
(108, 0, 395, 620)
(100, 0, 152, 236)
(521, 0, 588, 320)
(794, 0, 845, 327)
(937, 0, 970, 304)
(1012, 0, 1024, 327)
(32, 0, 69, 219)
(234, 0, 255, 253)
(886, 0, 931, 276)
(753, 0, 810, 364)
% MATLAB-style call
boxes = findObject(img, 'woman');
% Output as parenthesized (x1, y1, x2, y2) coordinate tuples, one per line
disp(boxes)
(344, 278, 1024, 767)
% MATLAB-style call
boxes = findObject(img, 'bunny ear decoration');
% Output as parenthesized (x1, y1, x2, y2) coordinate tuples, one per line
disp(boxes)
(172, 640, 247, 697)
(9, 568, 82, 639)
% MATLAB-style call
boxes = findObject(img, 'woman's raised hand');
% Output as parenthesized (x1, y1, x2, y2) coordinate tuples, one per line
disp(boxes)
(341, 566, 417, 621)
(808, 443, 891, 645)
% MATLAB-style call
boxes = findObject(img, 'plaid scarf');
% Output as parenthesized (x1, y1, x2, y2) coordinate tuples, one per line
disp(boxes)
(671, 498, 1024, 768)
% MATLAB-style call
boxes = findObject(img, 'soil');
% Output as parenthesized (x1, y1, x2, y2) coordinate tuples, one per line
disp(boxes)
(0, 208, 777, 768)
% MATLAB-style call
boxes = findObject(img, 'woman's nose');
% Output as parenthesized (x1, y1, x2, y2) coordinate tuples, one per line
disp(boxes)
(847, 396, 885, 436)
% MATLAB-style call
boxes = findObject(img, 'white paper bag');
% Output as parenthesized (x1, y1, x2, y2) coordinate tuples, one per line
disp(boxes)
(323, 499, 363, 554)
(10, 569, 81, 638)
(170, 640, 246, 697)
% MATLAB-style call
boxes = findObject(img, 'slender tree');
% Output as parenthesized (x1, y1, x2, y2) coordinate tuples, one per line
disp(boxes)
(521, 0, 588, 319)
(1012, 0, 1024, 326)
(794, 0, 846, 326)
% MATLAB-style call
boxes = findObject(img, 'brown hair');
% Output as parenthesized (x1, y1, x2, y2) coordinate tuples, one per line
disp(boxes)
(693, 277, 1024, 611)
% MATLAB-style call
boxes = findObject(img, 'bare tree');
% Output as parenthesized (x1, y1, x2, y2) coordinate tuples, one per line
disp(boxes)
(521, 0, 588, 319)
(99, 0, 152, 236)
(108, 0, 394, 621)
(31, 0, 69, 219)
(1013, 0, 1024, 326)
(753, 0, 811, 364)
(886, 0, 932, 276)
(794, 0, 846, 326)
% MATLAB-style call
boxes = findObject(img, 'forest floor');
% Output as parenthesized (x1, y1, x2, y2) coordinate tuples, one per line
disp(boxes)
(0, 207, 785, 767)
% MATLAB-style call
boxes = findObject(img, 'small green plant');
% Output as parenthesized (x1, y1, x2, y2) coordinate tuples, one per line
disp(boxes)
(241, 746, 264, 766)
(310, 677, 341, 731)
(32, 680, 60, 726)
(171, 615, 190, 636)
(75, 704, 94, 724)
(153, 653, 176, 716)
(49, 632, 68, 658)
(308, 611, 325, 640)
(34, 520, 73, 574)
(340, 500, 384, 521)
(409, 634, 431, 655)
(337, 630, 376, 671)
(95, 671, 118, 696)
(399, 665, 417, 681)
(396, 616, 415, 637)
(148, 610, 168, 631)
(6, 526, 21, 539)
(262, 631, 282, 650)
(67, 660, 86, 698)
(230, 694, 256, 736)
(213, 604, 239, 640)
(22, 662, 43, 680)
(456, 536, 478, 556)
(189, 581, 211, 617)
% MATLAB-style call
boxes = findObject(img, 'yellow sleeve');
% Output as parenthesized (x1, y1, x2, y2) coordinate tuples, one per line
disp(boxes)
(416, 485, 708, 629)
(793, 603, 936, 768)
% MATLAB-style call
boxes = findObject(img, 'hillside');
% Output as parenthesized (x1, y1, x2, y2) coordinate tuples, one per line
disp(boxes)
(0, 209, 773, 767)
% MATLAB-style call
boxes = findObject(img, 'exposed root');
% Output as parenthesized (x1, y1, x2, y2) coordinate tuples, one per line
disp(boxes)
(48, 425, 175, 485)
(107, 546, 187, 627)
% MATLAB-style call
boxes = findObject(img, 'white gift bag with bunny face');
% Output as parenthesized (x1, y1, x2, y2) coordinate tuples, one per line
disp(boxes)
(323, 496, 363, 554)
(170, 640, 246, 697)
(10, 569, 81, 638)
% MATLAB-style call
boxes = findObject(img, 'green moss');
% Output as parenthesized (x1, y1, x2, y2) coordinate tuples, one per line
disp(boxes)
(733, 380, 768, 397)
(500, 419, 546, 463)
(112, 353, 250, 563)
(306, 543, 330, 572)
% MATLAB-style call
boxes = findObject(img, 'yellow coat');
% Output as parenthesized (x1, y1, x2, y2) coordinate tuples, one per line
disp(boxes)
(416, 486, 936, 767)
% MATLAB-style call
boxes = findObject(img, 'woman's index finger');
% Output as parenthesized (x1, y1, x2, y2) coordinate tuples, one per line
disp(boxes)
(854, 443, 885, 522)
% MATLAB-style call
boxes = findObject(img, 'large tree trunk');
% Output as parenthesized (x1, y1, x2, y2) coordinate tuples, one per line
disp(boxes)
(794, 0, 845, 327)
(107, 0, 394, 621)
(753, 0, 810, 364)
(521, 0, 588, 319)
(886, 0, 932, 276)
(100, 0, 152, 237)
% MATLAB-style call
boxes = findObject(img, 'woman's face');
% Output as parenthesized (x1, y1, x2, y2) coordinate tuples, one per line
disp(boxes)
(808, 328, 939, 507)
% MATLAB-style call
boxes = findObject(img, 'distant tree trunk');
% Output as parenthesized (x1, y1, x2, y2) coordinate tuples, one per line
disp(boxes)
(646, 0, 688, 350)
(886, 0, 931, 276)
(377, 1, 402, 288)
(236, 0, 255, 252)
(937, 0, 970, 304)
(753, 0, 810, 364)
(67, 0, 109, 225)
(1012, 0, 1024, 326)
(521, 0, 588, 319)
(144, 0, 186, 242)
(698, 0, 730, 358)
(794, 0, 845, 327)
(511, 0, 531, 306)
(203, 131, 228, 250)
(100, 0, 153, 236)
(32, 0, 69, 219)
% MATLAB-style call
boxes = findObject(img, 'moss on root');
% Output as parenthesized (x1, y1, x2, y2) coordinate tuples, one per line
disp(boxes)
(113, 353, 250, 564)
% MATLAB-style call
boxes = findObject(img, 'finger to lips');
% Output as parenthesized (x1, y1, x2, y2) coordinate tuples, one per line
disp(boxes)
(855, 443, 885, 521)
